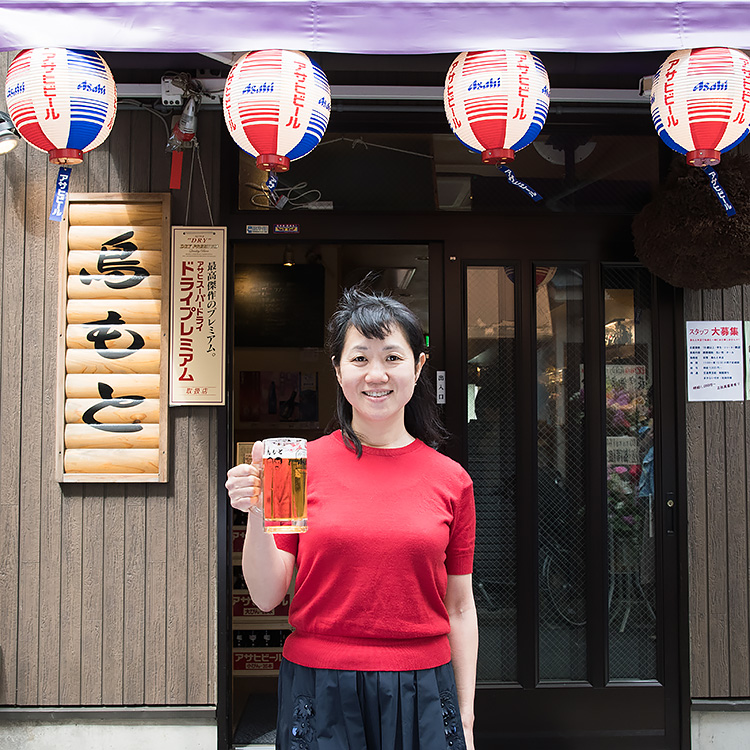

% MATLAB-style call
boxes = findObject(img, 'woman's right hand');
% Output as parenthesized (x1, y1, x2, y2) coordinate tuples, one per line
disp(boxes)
(226, 440, 264, 517)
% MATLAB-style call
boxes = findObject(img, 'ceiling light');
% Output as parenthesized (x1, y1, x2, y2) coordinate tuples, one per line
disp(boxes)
(0, 112, 20, 155)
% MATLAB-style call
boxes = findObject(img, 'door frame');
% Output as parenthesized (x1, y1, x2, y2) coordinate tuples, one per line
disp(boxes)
(439, 214, 689, 749)
(220, 211, 689, 749)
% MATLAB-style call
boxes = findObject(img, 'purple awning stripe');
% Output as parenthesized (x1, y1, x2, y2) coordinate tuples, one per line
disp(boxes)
(0, 1, 749, 54)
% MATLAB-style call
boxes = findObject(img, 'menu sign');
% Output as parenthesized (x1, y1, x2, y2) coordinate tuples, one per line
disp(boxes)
(56, 194, 171, 482)
(686, 321, 745, 402)
(169, 227, 226, 406)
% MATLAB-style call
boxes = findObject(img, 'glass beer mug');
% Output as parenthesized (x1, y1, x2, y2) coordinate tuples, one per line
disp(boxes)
(262, 437, 308, 533)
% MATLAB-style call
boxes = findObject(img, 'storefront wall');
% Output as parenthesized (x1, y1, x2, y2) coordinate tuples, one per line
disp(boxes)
(2, 45, 750, 748)
(685, 276, 750, 746)
(0, 51, 222, 748)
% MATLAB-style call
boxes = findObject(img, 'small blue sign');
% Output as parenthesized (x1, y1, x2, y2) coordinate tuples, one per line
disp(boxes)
(702, 166, 736, 217)
(49, 167, 73, 222)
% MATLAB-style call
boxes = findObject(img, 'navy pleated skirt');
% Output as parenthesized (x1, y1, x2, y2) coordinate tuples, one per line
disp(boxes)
(276, 658, 466, 750)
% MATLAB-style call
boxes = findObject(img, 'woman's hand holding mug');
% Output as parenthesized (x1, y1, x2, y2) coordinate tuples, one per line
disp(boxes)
(226, 440, 264, 518)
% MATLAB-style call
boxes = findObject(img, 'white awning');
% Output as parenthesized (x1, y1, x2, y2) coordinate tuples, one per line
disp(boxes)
(0, 1, 749, 55)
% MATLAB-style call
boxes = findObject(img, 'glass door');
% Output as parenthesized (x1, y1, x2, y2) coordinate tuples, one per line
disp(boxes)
(444, 244, 683, 750)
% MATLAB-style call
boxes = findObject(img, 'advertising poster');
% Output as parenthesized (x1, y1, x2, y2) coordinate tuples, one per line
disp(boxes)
(686, 321, 744, 402)
(170, 227, 226, 405)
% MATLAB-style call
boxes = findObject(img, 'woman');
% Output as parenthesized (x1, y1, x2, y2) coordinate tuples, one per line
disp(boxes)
(226, 285, 478, 750)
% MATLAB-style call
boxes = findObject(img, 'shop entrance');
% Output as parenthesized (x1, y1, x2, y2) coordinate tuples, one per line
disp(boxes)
(441, 215, 685, 749)
(226, 213, 685, 749)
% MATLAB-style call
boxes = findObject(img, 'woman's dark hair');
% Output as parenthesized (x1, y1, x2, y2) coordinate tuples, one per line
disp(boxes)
(326, 282, 449, 456)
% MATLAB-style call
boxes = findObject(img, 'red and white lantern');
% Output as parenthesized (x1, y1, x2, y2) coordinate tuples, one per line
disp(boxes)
(5, 48, 117, 165)
(651, 47, 750, 167)
(222, 49, 331, 172)
(444, 50, 550, 165)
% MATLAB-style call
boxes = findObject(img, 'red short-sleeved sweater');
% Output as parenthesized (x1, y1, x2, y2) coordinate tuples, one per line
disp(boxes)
(274, 430, 475, 671)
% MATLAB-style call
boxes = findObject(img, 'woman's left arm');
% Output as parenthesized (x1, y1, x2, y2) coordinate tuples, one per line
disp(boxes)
(445, 573, 478, 750)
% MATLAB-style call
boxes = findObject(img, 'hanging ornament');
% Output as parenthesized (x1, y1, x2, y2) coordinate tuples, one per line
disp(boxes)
(444, 50, 550, 164)
(650, 47, 750, 216)
(5, 47, 117, 165)
(444, 50, 550, 201)
(651, 47, 750, 167)
(5, 47, 117, 221)
(222, 49, 331, 176)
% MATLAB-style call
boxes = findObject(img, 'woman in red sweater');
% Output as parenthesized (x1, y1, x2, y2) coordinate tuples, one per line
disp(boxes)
(226, 285, 478, 750)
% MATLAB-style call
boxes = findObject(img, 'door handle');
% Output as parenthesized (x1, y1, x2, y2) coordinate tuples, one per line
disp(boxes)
(665, 492, 676, 535)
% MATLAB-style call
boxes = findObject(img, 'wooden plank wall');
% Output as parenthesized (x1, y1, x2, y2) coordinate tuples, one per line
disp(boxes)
(0, 51, 221, 706)
(685, 284, 750, 699)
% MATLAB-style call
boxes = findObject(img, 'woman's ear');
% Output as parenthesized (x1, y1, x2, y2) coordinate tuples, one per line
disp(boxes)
(332, 356, 343, 387)
(415, 352, 426, 382)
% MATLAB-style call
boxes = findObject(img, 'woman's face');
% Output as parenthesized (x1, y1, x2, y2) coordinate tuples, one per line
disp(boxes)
(335, 324, 425, 433)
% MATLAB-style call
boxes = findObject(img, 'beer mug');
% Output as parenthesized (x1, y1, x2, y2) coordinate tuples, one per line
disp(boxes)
(262, 437, 307, 534)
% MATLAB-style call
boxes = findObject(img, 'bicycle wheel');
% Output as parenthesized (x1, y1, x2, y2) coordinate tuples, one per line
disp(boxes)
(542, 548, 586, 627)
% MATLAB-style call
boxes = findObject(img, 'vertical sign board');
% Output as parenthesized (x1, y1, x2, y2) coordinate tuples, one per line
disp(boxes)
(686, 321, 745, 401)
(169, 227, 226, 406)
(56, 194, 171, 482)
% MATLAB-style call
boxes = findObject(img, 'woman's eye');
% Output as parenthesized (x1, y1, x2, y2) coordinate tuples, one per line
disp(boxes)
(386, 354, 404, 362)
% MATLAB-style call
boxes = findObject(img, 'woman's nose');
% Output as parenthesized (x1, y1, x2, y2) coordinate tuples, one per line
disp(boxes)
(365, 361, 388, 381)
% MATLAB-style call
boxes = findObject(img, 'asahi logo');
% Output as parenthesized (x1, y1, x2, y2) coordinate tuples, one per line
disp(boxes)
(467, 77, 502, 91)
(242, 82, 274, 94)
(77, 81, 106, 95)
(6, 82, 24, 98)
(693, 80, 729, 92)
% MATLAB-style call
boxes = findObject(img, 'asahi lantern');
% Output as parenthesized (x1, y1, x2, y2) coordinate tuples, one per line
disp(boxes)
(5, 48, 117, 165)
(222, 49, 331, 172)
(444, 50, 550, 165)
(651, 47, 750, 167)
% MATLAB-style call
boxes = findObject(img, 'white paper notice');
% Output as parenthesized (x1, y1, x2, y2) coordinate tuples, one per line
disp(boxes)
(686, 321, 744, 402)
(170, 227, 226, 406)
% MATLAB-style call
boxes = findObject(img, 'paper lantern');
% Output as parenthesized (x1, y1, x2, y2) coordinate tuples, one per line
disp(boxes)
(444, 50, 550, 165)
(223, 49, 331, 172)
(5, 48, 117, 165)
(650, 47, 750, 167)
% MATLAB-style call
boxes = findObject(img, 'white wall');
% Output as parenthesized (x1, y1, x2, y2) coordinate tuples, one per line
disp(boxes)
(0, 720, 216, 750)
(692, 708, 750, 749)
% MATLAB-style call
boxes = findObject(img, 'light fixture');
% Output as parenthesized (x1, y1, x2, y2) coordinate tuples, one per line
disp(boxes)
(283, 247, 295, 267)
(165, 93, 199, 189)
(0, 112, 20, 155)
(166, 96, 198, 152)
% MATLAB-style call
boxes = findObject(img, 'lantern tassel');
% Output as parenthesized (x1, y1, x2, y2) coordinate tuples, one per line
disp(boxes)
(49, 167, 72, 222)
(701, 166, 736, 217)
(498, 166, 543, 203)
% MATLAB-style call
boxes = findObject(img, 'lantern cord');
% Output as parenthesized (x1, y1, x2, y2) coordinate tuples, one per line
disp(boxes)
(196, 141, 215, 226)
(320, 136, 433, 159)
(117, 99, 171, 139)
(182, 138, 215, 226)
(184, 145, 195, 224)
(249, 180, 323, 209)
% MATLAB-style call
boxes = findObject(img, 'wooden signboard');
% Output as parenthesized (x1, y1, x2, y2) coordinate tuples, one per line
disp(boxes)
(56, 193, 171, 482)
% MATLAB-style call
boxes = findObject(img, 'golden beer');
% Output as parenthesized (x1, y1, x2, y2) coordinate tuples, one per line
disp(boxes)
(262, 438, 307, 533)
